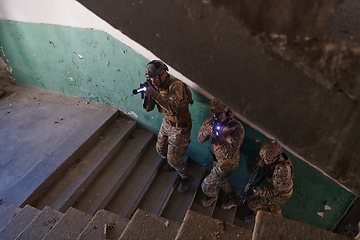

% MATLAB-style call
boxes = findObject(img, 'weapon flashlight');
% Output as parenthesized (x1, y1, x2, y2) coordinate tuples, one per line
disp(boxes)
(132, 83, 149, 95)
(215, 125, 221, 136)
(132, 81, 153, 99)
(211, 114, 222, 137)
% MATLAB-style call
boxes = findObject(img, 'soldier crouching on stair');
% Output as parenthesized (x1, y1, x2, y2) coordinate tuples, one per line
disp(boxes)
(142, 60, 194, 192)
(198, 98, 245, 209)
(242, 139, 294, 222)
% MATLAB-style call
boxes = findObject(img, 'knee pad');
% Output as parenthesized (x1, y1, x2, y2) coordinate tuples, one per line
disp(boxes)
(167, 155, 185, 169)
(201, 178, 217, 197)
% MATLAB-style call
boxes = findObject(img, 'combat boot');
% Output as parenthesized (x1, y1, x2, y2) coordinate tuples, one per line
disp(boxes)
(221, 197, 239, 210)
(178, 176, 194, 192)
(244, 210, 256, 222)
(201, 196, 217, 207)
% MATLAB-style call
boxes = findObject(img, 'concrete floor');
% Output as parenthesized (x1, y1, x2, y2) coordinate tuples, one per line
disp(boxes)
(0, 78, 116, 193)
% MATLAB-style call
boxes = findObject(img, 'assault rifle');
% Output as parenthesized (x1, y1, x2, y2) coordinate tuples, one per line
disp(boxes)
(207, 146, 216, 159)
(239, 156, 281, 203)
(239, 159, 265, 203)
(132, 80, 153, 99)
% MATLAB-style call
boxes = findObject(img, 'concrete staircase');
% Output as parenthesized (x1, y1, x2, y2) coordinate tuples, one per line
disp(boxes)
(0, 110, 353, 239)
(0, 204, 253, 240)
(0, 204, 352, 239)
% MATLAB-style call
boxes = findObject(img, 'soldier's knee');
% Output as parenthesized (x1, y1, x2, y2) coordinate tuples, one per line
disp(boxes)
(247, 197, 261, 211)
(201, 179, 208, 193)
(201, 179, 217, 197)
(269, 206, 282, 216)
(167, 146, 187, 168)
(156, 142, 167, 158)
(167, 155, 185, 169)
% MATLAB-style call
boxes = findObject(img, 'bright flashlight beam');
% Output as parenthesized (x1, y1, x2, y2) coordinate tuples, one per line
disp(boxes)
(137, 87, 147, 93)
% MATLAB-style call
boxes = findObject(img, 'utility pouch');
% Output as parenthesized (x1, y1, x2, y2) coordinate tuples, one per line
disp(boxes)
(218, 158, 239, 172)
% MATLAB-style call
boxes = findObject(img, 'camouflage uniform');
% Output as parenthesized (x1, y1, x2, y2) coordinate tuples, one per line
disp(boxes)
(247, 153, 294, 216)
(144, 74, 193, 179)
(198, 105, 245, 199)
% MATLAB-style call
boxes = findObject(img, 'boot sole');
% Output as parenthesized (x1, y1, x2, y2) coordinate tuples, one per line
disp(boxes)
(201, 197, 217, 207)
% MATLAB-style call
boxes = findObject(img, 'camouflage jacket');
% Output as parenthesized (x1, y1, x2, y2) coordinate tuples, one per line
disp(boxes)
(198, 114, 245, 160)
(143, 75, 193, 123)
(255, 153, 294, 198)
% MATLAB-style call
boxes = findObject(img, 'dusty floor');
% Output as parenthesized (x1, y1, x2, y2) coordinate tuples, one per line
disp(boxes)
(0, 79, 109, 193)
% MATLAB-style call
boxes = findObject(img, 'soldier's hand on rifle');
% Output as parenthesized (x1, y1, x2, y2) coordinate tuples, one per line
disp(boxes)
(207, 125, 217, 138)
(244, 188, 255, 198)
(144, 81, 158, 98)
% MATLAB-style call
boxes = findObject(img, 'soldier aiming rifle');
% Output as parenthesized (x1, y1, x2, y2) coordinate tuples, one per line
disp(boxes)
(135, 60, 195, 192)
(198, 98, 245, 209)
(240, 139, 294, 222)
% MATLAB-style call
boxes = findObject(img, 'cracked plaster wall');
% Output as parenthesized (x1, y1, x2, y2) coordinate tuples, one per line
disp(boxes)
(0, 0, 358, 231)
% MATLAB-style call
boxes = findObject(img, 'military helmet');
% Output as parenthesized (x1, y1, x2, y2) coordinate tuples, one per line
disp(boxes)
(210, 98, 234, 119)
(259, 139, 282, 163)
(145, 60, 169, 78)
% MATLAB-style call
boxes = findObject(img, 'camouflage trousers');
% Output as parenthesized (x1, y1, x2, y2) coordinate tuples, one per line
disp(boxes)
(156, 117, 192, 179)
(247, 189, 293, 216)
(201, 155, 240, 199)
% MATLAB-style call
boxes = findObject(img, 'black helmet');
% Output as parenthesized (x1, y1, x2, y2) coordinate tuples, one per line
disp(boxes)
(145, 60, 169, 78)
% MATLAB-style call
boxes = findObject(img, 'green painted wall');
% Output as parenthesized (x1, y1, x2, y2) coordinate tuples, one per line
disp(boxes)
(0, 20, 355, 231)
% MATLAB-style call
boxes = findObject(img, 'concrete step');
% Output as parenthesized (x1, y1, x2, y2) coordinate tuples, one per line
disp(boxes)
(0, 204, 21, 230)
(42, 207, 92, 240)
(1, 107, 120, 209)
(232, 201, 255, 232)
(175, 210, 252, 240)
(15, 206, 63, 240)
(253, 210, 352, 240)
(73, 128, 154, 216)
(0, 205, 6, 218)
(104, 138, 163, 218)
(211, 188, 237, 224)
(137, 159, 179, 216)
(119, 208, 180, 240)
(160, 161, 207, 223)
(32, 116, 137, 212)
(0, 205, 40, 239)
(335, 197, 360, 238)
(76, 209, 129, 240)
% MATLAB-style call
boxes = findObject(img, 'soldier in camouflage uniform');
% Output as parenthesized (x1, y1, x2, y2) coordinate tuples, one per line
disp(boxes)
(242, 139, 294, 222)
(198, 98, 245, 209)
(143, 60, 194, 192)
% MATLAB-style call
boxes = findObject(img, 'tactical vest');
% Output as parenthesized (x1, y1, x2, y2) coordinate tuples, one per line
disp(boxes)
(157, 76, 193, 122)
(274, 153, 294, 191)
(212, 119, 243, 159)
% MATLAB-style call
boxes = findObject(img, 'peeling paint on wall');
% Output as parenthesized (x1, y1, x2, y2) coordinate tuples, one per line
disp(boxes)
(124, 110, 138, 119)
(0, 55, 12, 81)
(0, 20, 212, 164)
